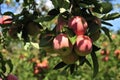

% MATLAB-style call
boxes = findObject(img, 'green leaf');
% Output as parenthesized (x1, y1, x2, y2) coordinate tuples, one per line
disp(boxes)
(51, 0, 70, 9)
(99, 2, 113, 14)
(91, 51, 99, 78)
(50, 0, 59, 8)
(85, 59, 92, 68)
(88, 23, 100, 36)
(68, 35, 77, 45)
(30, 42, 39, 49)
(79, 56, 86, 65)
(101, 13, 120, 20)
(101, 27, 112, 42)
(39, 34, 53, 47)
(101, 21, 113, 26)
(70, 64, 75, 74)
(79, 3, 94, 8)
(54, 62, 67, 70)
(34, 16, 55, 23)
(93, 2, 113, 14)
(48, 8, 60, 16)
(6, 60, 13, 73)
(62, 0, 70, 9)
(1, 61, 6, 73)
(92, 44, 101, 52)
(3, 11, 14, 17)
(0, 53, 3, 61)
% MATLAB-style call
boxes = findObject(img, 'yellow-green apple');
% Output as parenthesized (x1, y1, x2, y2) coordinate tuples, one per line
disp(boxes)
(61, 52, 79, 64)
(68, 16, 88, 35)
(6, 74, 18, 80)
(53, 33, 73, 56)
(75, 35, 92, 56)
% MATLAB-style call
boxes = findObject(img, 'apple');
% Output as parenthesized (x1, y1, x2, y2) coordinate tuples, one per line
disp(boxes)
(114, 49, 120, 57)
(61, 52, 79, 64)
(36, 59, 49, 69)
(111, 34, 117, 39)
(56, 15, 67, 32)
(6, 74, 18, 80)
(68, 16, 88, 35)
(102, 42, 109, 47)
(0, 15, 12, 24)
(75, 35, 92, 56)
(90, 30, 101, 42)
(87, 16, 101, 42)
(102, 56, 109, 62)
(41, 59, 49, 69)
(34, 66, 40, 75)
(53, 33, 72, 56)
(26, 22, 40, 36)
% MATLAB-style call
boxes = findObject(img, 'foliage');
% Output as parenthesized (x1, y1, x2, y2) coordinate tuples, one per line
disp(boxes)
(0, 0, 120, 80)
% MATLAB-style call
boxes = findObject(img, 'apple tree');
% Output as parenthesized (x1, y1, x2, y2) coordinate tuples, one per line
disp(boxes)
(0, 0, 120, 79)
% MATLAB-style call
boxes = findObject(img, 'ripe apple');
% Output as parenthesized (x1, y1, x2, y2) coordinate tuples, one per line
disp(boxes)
(36, 59, 49, 69)
(61, 52, 79, 64)
(102, 56, 109, 62)
(0, 15, 12, 24)
(75, 35, 92, 56)
(68, 16, 88, 35)
(26, 22, 40, 36)
(41, 59, 49, 69)
(111, 34, 117, 39)
(53, 33, 73, 56)
(34, 66, 40, 75)
(56, 15, 67, 32)
(6, 74, 18, 80)
(114, 49, 120, 57)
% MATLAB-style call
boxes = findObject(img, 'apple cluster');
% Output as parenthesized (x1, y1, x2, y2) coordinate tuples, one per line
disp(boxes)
(33, 59, 49, 75)
(51, 15, 101, 64)
(100, 49, 110, 62)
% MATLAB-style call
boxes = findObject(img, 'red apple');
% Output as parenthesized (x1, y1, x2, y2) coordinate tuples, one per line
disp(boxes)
(0, 15, 12, 24)
(102, 56, 109, 62)
(114, 49, 120, 57)
(6, 74, 18, 80)
(75, 35, 92, 56)
(56, 15, 67, 32)
(61, 52, 79, 64)
(53, 33, 72, 56)
(68, 16, 88, 35)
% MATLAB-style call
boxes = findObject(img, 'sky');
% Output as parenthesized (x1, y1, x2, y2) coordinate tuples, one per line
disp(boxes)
(0, 0, 120, 32)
